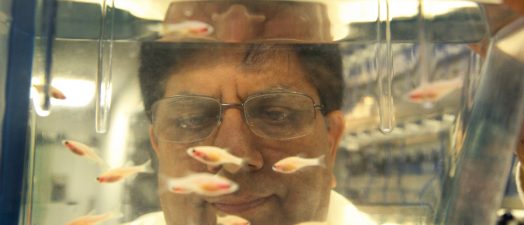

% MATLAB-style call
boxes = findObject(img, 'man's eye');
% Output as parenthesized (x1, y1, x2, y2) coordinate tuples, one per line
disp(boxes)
(260, 107, 293, 123)
(175, 115, 212, 129)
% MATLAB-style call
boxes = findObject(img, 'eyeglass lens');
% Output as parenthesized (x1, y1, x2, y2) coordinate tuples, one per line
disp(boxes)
(152, 93, 317, 143)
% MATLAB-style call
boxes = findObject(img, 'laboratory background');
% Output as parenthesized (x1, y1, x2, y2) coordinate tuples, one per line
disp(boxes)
(1, 0, 524, 225)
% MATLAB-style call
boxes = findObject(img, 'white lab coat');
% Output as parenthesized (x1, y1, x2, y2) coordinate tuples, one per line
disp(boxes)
(123, 190, 375, 225)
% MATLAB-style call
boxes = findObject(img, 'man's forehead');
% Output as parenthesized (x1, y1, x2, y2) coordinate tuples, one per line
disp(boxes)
(179, 44, 300, 71)
(167, 85, 311, 97)
(165, 51, 316, 100)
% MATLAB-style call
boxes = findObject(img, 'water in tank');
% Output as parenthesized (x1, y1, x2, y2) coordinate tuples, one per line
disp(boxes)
(7, 0, 524, 225)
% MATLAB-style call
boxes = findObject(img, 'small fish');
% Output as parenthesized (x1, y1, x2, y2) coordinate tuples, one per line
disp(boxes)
(147, 20, 214, 37)
(65, 211, 122, 225)
(187, 146, 244, 168)
(407, 77, 463, 104)
(96, 160, 153, 183)
(32, 84, 66, 100)
(166, 173, 238, 197)
(272, 155, 326, 174)
(217, 214, 250, 225)
(62, 140, 108, 169)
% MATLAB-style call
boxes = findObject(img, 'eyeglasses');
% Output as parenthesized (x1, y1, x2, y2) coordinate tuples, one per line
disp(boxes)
(151, 92, 323, 143)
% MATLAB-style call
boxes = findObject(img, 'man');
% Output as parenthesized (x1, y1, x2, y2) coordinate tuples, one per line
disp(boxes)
(138, 41, 347, 225)
(133, 1, 382, 224)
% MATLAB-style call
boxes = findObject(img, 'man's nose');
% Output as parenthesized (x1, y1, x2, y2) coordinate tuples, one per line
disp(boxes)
(211, 4, 266, 42)
(210, 108, 264, 172)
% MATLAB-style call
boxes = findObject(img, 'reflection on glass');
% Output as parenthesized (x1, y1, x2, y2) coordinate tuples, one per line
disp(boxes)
(20, 1, 520, 225)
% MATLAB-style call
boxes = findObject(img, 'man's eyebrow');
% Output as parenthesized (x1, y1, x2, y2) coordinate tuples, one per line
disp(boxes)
(164, 90, 196, 97)
(250, 86, 298, 95)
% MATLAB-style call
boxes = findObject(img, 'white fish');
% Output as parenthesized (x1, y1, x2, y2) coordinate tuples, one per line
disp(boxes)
(166, 173, 238, 197)
(272, 155, 326, 174)
(407, 77, 463, 104)
(217, 214, 250, 225)
(96, 160, 153, 183)
(62, 140, 108, 169)
(147, 20, 214, 37)
(64, 211, 122, 225)
(187, 146, 244, 168)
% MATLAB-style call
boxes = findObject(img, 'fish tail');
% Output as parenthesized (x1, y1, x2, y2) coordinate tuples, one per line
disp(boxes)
(104, 210, 124, 222)
(94, 156, 110, 170)
(140, 159, 154, 173)
(157, 178, 170, 196)
(317, 155, 326, 168)
(223, 164, 241, 173)
(235, 157, 246, 167)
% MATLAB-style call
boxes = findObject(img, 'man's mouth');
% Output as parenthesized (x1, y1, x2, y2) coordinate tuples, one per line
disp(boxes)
(210, 195, 271, 214)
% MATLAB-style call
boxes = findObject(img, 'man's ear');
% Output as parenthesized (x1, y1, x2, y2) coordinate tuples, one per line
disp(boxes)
(331, 173, 337, 188)
(516, 121, 524, 165)
(326, 110, 345, 159)
(325, 111, 344, 189)
(149, 126, 160, 154)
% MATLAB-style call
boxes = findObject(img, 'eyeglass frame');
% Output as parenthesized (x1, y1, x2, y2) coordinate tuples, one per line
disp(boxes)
(149, 91, 325, 143)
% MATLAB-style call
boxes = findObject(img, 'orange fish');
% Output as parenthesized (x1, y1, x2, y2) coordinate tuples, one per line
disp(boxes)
(407, 77, 463, 104)
(166, 173, 238, 197)
(96, 160, 153, 183)
(32, 84, 66, 100)
(62, 140, 108, 169)
(64, 211, 122, 225)
(187, 146, 244, 168)
(217, 214, 251, 225)
(272, 155, 326, 174)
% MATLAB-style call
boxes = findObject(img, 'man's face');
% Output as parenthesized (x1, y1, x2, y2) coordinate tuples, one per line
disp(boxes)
(149, 46, 343, 225)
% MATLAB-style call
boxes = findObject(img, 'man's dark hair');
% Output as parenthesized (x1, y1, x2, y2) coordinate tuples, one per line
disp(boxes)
(138, 42, 344, 119)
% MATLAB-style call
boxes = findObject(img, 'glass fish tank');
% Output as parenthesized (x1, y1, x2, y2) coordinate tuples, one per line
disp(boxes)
(2, 0, 524, 225)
